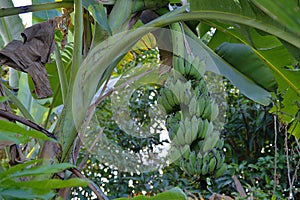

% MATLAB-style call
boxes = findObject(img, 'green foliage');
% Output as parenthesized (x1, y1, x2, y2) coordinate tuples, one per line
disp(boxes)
(0, 0, 300, 199)
(115, 187, 187, 200)
(216, 42, 278, 92)
(212, 81, 300, 198)
(191, 0, 300, 137)
(0, 120, 55, 144)
(0, 160, 88, 200)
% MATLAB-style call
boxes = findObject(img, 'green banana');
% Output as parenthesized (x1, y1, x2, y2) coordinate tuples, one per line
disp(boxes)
(194, 59, 206, 78)
(169, 146, 181, 163)
(162, 15, 225, 179)
(201, 154, 210, 175)
(183, 119, 193, 144)
(209, 157, 217, 173)
(180, 145, 190, 160)
(215, 164, 227, 178)
(189, 56, 203, 80)
(163, 87, 177, 108)
(201, 131, 220, 153)
(198, 119, 212, 139)
(170, 22, 186, 76)
(177, 123, 186, 146)
(168, 127, 176, 140)
(196, 98, 206, 117)
(183, 81, 192, 105)
(210, 102, 219, 121)
(195, 157, 203, 175)
(202, 99, 212, 120)
(188, 96, 198, 116)
(215, 151, 224, 169)
(184, 55, 193, 76)
(215, 138, 224, 150)
(190, 116, 199, 142)
(174, 56, 185, 75)
(157, 95, 172, 114)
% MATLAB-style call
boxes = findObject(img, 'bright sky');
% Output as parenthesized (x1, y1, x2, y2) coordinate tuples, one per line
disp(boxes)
(12, 0, 32, 27)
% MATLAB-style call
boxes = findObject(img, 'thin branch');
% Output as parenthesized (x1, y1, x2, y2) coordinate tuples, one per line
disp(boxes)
(284, 125, 293, 199)
(0, 109, 56, 139)
(291, 138, 300, 186)
(0, 2, 73, 18)
(273, 114, 278, 194)
(78, 128, 104, 170)
(78, 67, 157, 136)
(90, 67, 156, 110)
(70, 168, 109, 200)
(232, 175, 247, 198)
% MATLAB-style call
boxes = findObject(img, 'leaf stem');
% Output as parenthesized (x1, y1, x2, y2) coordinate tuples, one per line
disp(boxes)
(54, 43, 68, 104)
(147, 11, 300, 49)
(0, 1, 73, 18)
(69, 0, 83, 91)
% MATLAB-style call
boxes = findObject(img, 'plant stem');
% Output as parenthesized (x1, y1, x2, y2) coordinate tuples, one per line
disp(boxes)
(69, 0, 83, 90)
(54, 43, 68, 104)
(0, 1, 73, 18)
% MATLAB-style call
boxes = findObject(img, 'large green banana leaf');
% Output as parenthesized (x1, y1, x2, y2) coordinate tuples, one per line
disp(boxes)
(190, 0, 300, 137)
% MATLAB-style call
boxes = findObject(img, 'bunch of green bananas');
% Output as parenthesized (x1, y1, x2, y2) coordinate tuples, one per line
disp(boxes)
(157, 21, 227, 179)
(168, 136, 227, 178)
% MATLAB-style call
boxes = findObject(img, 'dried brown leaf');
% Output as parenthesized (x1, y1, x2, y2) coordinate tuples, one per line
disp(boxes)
(0, 20, 56, 98)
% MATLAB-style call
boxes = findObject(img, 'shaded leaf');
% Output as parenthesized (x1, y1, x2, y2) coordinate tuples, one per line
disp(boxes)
(88, 2, 112, 35)
(0, 188, 54, 200)
(215, 42, 278, 92)
(108, 0, 133, 33)
(251, 0, 300, 36)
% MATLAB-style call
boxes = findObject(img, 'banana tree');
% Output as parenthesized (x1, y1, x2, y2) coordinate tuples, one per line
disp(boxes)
(0, 0, 299, 199)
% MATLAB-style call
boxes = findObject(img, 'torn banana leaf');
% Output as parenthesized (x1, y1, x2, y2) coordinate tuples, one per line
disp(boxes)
(0, 20, 55, 98)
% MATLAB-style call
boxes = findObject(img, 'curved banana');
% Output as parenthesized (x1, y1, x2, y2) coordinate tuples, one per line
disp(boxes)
(215, 164, 227, 178)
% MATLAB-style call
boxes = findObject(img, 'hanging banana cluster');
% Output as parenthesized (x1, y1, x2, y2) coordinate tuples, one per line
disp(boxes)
(157, 22, 227, 178)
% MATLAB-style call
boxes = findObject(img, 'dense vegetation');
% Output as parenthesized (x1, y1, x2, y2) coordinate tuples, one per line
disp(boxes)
(0, 0, 299, 199)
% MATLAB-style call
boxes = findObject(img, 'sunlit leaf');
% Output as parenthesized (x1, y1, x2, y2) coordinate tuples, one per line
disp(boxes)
(13, 178, 88, 189)
(251, 0, 300, 36)
(0, 120, 54, 143)
(10, 163, 75, 178)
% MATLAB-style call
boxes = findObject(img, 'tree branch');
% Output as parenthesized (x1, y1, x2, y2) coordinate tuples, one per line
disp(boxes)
(0, 109, 56, 139)
(70, 168, 109, 200)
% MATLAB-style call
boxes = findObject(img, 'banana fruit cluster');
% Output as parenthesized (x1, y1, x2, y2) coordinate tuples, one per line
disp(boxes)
(157, 24, 227, 178)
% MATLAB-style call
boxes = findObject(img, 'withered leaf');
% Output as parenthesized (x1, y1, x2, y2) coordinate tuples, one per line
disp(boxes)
(0, 20, 56, 98)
